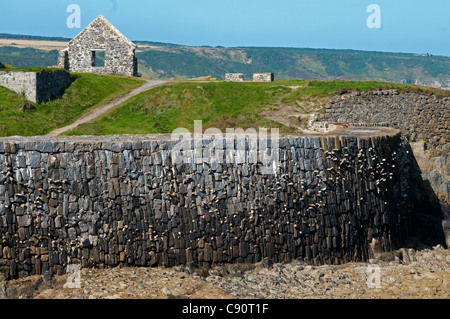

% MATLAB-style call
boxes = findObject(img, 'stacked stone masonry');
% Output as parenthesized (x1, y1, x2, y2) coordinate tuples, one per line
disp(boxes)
(253, 73, 274, 82)
(0, 70, 72, 104)
(323, 90, 449, 150)
(58, 15, 138, 77)
(0, 131, 412, 279)
(225, 74, 244, 82)
(322, 90, 450, 206)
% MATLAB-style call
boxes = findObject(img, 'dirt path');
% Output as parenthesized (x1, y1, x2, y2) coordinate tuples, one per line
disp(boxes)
(261, 85, 331, 134)
(47, 80, 167, 136)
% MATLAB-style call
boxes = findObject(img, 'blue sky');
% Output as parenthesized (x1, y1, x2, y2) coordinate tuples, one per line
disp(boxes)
(1, 0, 449, 56)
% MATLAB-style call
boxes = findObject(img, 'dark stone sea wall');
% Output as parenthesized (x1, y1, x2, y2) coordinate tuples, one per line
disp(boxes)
(322, 90, 449, 204)
(0, 131, 412, 279)
(322, 90, 450, 247)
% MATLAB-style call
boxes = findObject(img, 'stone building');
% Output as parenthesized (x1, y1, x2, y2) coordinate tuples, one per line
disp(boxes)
(58, 15, 138, 77)
(253, 73, 274, 82)
(225, 73, 244, 82)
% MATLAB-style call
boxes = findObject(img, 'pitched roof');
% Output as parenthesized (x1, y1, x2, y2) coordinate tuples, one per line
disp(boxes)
(69, 14, 136, 48)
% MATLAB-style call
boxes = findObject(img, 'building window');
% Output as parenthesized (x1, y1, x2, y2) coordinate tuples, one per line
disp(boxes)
(91, 50, 105, 67)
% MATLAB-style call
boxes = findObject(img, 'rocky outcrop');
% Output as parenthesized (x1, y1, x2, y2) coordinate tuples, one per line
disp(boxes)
(2, 245, 449, 299)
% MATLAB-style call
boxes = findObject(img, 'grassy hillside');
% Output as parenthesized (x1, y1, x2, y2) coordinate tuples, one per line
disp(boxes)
(136, 43, 450, 87)
(63, 80, 450, 136)
(0, 72, 144, 136)
(0, 33, 448, 87)
(137, 42, 450, 87)
(0, 46, 59, 68)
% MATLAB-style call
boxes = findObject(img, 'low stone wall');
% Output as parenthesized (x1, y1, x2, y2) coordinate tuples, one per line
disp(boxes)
(0, 70, 72, 104)
(323, 90, 449, 151)
(0, 71, 36, 102)
(0, 130, 412, 279)
(322, 90, 449, 202)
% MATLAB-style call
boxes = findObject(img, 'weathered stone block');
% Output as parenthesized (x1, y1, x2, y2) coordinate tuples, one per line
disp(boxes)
(225, 73, 244, 82)
(17, 215, 31, 227)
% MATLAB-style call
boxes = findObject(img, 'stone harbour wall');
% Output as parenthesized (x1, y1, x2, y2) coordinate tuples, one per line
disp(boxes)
(322, 90, 450, 206)
(322, 90, 449, 151)
(0, 131, 412, 279)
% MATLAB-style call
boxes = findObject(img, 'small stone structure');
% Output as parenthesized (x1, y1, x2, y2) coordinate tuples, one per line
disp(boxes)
(0, 69, 72, 104)
(225, 73, 244, 82)
(58, 15, 138, 77)
(253, 73, 274, 82)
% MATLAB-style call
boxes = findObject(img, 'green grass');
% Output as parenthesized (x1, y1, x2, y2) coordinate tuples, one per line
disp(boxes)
(64, 81, 295, 135)
(0, 73, 145, 136)
(279, 80, 450, 105)
(1, 65, 63, 72)
(63, 79, 450, 136)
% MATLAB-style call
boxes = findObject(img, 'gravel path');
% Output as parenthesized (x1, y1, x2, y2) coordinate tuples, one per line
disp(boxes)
(1, 245, 448, 299)
(46, 80, 167, 136)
